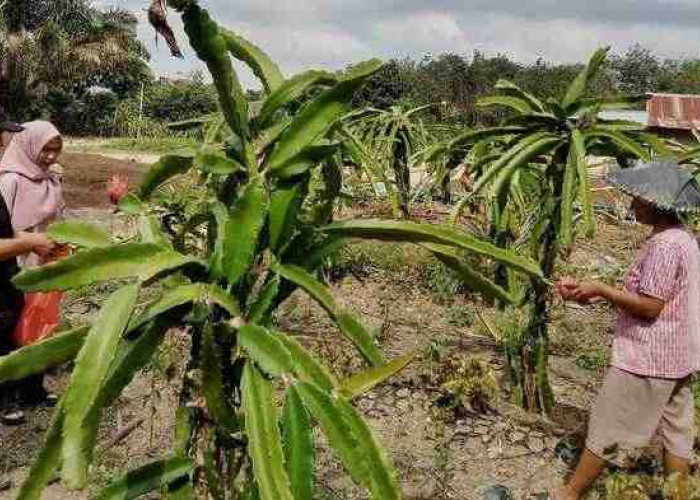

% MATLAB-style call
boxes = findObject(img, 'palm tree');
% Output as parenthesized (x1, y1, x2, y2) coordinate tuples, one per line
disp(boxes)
(0, 0, 150, 120)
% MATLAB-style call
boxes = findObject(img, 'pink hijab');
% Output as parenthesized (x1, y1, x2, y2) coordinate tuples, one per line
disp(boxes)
(0, 121, 65, 231)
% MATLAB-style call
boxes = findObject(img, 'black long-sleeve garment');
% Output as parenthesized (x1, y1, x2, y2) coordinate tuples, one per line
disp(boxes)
(0, 193, 23, 355)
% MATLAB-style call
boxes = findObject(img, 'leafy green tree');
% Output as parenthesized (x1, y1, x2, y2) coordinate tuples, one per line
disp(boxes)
(345, 45, 700, 132)
(514, 59, 581, 103)
(408, 53, 474, 124)
(49, 89, 120, 136)
(351, 59, 411, 110)
(393, 46, 700, 130)
(610, 44, 661, 95)
(142, 71, 219, 123)
(0, 1, 542, 497)
(657, 58, 700, 95)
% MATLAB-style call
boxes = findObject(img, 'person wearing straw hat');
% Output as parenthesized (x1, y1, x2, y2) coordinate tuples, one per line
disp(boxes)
(553, 161, 700, 499)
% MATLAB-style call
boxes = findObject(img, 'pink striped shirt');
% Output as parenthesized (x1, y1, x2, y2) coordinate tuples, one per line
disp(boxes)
(614, 227, 700, 379)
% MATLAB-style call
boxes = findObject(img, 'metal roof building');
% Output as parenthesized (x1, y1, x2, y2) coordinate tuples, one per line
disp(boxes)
(647, 93, 700, 131)
(598, 94, 700, 135)
(589, 94, 700, 182)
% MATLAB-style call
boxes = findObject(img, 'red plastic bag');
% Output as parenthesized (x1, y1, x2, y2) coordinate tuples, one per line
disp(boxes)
(12, 291, 63, 347)
(11, 246, 69, 347)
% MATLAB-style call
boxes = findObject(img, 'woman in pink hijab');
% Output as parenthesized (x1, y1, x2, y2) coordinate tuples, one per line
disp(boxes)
(0, 122, 64, 420)
(0, 121, 65, 266)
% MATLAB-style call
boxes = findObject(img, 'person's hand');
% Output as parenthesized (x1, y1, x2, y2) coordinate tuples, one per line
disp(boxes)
(18, 231, 54, 257)
(555, 277, 579, 301)
(569, 282, 603, 304)
(556, 278, 603, 304)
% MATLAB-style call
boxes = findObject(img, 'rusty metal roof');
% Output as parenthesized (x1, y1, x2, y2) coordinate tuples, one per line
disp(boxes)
(647, 93, 700, 131)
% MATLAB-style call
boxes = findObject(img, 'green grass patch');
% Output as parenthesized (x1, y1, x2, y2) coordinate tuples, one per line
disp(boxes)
(574, 349, 610, 371)
(330, 241, 482, 302)
(446, 304, 475, 328)
(103, 136, 198, 154)
(67, 135, 198, 155)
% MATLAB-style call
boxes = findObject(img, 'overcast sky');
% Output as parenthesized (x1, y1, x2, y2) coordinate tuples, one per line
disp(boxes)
(101, 0, 700, 87)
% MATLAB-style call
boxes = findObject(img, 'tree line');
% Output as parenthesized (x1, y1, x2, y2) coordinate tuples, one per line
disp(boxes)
(353, 44, 700, 126)
(2, 0, 699, 135)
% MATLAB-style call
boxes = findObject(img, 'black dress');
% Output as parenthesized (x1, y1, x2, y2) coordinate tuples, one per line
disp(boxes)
(0, 192, 23, 355)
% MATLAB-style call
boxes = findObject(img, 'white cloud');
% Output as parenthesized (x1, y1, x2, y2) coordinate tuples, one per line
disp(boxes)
(245, 24, 371, 68)
(459, 13, 700, 63)
(373, 11, 467, 54)
(100, 0, 700, 87)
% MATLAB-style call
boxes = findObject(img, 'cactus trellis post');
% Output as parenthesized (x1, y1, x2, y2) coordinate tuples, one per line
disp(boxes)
(424, 48, 662, 413)
(341, 104, 435, 218)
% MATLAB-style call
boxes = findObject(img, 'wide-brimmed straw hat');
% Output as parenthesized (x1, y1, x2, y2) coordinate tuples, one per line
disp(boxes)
(607, 160, 700, 214)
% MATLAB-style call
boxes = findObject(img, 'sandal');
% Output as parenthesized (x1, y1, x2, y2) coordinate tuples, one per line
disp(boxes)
(1, 410, 26, 426)
(44, 393, 59, 407)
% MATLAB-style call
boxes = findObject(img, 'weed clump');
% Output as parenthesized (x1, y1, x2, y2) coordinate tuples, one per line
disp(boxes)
(432, 354, 499, 417)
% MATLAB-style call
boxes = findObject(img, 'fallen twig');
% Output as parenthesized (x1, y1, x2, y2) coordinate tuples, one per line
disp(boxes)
(474, 309, 501, 343)
(97, 418, 145, 457)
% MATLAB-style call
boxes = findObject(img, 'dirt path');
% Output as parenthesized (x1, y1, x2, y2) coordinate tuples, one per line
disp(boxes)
(60, 152, 147, 209)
